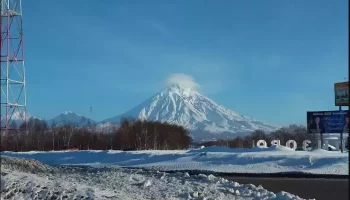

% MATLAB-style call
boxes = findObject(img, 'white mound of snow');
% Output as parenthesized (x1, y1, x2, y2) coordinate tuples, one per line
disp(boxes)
(1, 156, 306, 200)
(0, 155, 52, 173)
(268, 145, 296, 152)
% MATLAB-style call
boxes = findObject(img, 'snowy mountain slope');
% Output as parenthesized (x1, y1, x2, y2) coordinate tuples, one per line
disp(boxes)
(47, 111, 96, 127)
(1, 111, 32, 120)
(102, 85, 278, 140)
(1, 111, 39, 127)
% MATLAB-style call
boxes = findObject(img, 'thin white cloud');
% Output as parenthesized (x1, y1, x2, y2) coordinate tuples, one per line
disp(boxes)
(165, 73, 200, 90)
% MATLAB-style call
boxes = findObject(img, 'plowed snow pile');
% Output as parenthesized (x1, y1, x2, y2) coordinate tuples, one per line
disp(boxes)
(1, 156, 306, 200)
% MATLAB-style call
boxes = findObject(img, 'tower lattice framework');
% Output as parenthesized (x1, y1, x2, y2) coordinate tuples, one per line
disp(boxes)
(0, 0, 26, 134)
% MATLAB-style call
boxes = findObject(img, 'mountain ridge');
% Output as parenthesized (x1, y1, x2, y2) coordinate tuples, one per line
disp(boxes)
(5, 85, 278, 140)
(46, 111, 96, 127)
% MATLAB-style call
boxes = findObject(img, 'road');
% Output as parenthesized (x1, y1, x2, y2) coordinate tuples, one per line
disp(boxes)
(223, 176, 348, 200)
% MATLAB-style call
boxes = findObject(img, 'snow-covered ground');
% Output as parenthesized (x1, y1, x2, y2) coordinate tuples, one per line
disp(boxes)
(1, 156, 308, 200)
(1, 146, 348, 175)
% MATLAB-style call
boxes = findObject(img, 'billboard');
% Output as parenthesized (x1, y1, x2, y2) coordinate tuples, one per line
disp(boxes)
(307, 110, 349, 134)
(334, 82, 348, 106)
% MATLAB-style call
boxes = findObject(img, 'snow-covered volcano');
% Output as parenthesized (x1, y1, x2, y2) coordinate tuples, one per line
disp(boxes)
(102, 85, 277, 140)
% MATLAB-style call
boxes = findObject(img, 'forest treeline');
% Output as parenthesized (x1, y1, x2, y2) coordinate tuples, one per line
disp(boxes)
(2, 118, 343, 152)
(0, 118, 191, 152)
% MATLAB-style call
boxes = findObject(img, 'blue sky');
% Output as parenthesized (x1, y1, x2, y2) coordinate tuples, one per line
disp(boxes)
(23, 0, 348, 125)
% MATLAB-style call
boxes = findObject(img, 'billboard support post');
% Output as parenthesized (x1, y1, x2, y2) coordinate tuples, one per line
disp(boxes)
(340, 132, 343, 153)
(339, 106, 343, 153)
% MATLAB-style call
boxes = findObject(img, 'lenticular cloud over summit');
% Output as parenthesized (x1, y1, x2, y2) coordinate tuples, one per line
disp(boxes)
(165, 73, 200, 90)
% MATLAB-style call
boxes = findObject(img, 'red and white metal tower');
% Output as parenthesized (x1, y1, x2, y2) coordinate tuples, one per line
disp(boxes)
(0, 0, 26, 134)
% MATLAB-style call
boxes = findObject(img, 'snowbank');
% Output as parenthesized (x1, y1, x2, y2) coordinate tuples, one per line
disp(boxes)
(0, 156, 53, 174)
(1, 146, 348, 175)
(1, 156, 307, 200)
(188, 145, 295, 154)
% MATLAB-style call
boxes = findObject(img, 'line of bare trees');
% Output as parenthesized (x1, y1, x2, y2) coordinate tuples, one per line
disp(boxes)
(0, 118, 191, 152)
(3, 118, 340, 152)
(116, 118, 191, 150)
(200, 125, 319, 149)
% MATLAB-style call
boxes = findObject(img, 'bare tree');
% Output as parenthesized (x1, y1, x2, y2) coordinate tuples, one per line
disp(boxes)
(153, 124, 159, 150)
(67, 126, 76, 148)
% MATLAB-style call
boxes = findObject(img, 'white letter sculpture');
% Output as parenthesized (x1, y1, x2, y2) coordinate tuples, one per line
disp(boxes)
(302, 140, 312, 151)
(286, 140, 297, 150)
(271, 140, 281, 146)
(323, 140, 329, 150)
(257, 140, 267, 147)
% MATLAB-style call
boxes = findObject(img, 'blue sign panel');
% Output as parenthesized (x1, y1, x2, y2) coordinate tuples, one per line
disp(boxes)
(307, 110, 349, 134)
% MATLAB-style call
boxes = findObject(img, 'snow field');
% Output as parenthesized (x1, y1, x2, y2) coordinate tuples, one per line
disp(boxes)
(2, 146, 348, 175)
(1, 156, 308, 200)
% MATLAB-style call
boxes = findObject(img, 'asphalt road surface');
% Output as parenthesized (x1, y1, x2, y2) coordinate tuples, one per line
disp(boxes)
(223, 176, 348, 200)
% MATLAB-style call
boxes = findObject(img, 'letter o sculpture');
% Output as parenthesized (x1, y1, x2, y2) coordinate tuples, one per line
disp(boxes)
(286, 140, 297, 150)
(257, 140, 267, 148)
